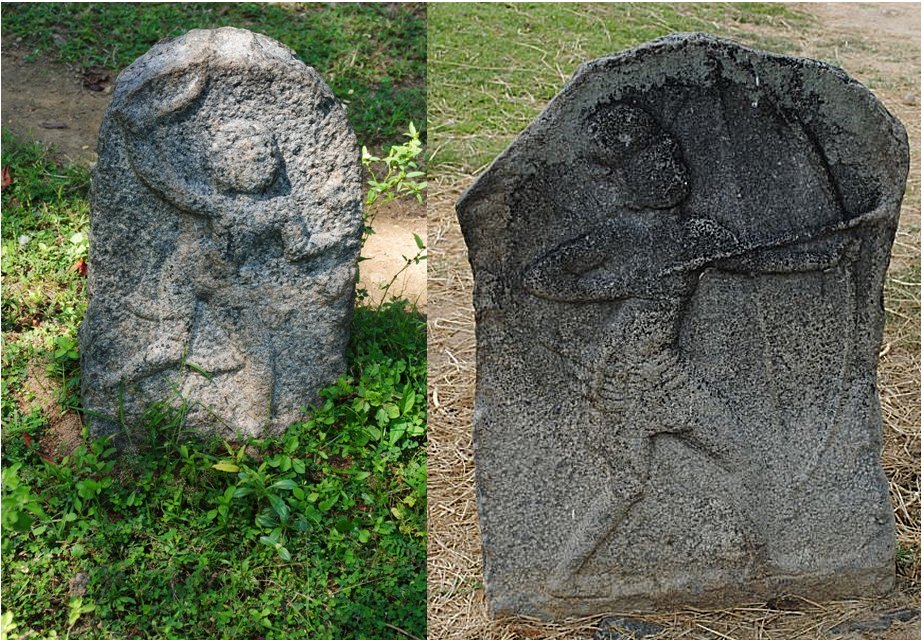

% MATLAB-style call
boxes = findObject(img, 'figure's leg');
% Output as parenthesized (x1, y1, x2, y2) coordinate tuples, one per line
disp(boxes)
(547, 300, 674, 596)
(547, 430, 652, 597)
(675, 374, 769, 570)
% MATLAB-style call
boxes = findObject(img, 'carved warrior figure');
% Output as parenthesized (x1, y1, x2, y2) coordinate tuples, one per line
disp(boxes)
(524, 101, 879, 595)
(457, 34, 907, 618)
(81, 28, 362, 440)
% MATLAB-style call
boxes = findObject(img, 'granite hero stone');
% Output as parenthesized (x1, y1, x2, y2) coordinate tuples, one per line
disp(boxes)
(81, 27, 363, 440)
(456, 33, 908, 619)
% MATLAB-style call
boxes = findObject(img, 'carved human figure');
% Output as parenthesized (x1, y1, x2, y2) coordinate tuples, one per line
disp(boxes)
(522, 102, 870, 595)
(82, 28, 362, 439)
(117, 65, 356, 433)
(457, 33, 905, 619)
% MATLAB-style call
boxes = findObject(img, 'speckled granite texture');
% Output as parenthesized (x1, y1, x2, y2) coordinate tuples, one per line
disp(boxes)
(82, 28, 362, 441)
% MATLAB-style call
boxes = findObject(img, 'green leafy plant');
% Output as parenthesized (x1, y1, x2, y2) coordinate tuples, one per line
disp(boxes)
(66, 597, 95, 631)
(2, 301, 425, 637)
(357, 122, 428, 308)
(1, 611, 19, 640)
(361, 122, 427, 207)
(1, 463, 46, 544)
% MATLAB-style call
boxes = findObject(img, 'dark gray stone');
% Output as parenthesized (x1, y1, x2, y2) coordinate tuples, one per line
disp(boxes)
(456, 33, 907, 619)
(81, 28, 362, 440)
(595, 617, 664, 640)
(830, 617, 893, 634)
(829, 608, 920, 636)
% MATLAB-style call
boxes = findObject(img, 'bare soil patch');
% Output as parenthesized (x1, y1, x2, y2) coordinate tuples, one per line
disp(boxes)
(1, 36, 110, 165)
(427, 6, 920, 639)
(17, 361, 84, 460)
(807, 2, 920, 39)
(360, 199, 427, 309)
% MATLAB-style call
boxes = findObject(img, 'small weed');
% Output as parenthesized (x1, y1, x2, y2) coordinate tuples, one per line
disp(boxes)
(376, 233, 427, 308)
(896, 544, 916, 569)
(1, 463, 47, 544)
(358, 123, 428, 308)
(66, 596, 95, 630)
(0, 611, 19, 640)
(362, 122, 428, 208)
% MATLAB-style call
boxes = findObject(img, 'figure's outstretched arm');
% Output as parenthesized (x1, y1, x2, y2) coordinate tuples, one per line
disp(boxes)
(523, 219, 650, 302)
(714, 233, 855, 274)
(662, 208, 885, 279)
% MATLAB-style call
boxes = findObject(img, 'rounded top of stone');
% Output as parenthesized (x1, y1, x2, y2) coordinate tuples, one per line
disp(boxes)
(458, 32, 909, 222)
(107, 26, 342, 146)
(571, 31, 855, 87)
(111, 27, 328, 115)
(125, 26, 302, 75)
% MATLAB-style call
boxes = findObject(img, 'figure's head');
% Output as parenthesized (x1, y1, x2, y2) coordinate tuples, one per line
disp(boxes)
(209, 120, 281, 194)
(587, 102, 689, 210)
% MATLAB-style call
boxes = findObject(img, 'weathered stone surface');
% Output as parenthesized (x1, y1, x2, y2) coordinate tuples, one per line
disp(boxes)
(81, 28, 362, 440)
(456, 34, 907, 619)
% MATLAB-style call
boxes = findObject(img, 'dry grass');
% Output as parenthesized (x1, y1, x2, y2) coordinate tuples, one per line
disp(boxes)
(427, 5, 920, 639)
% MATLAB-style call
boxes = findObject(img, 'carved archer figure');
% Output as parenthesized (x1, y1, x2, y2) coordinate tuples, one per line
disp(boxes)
(523, 101, 872, 596)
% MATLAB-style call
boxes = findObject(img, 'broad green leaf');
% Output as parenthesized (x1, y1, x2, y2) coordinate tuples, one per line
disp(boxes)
(267, 494, 289, 523)
(255, 512, 277, 528)
(318, 494, 337, 512)
(402, 391, 415, 414)
(270, 479, 298, 491)
(334, 516, 353, 533)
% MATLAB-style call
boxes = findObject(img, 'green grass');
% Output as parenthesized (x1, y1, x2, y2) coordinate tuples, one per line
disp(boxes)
(1, 131, 89, 355)
(1, 134, 426, 638)
(427, 2, 811, 174)
(1, 2, 426, 145)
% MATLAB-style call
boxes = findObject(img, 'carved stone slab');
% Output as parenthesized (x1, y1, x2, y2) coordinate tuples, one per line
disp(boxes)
(456, 34, 908, 619)
(81, 28, 362, 440)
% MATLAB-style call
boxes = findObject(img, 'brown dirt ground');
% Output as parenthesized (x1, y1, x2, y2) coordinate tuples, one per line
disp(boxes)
(1, 37, 109, 165)
(360, 198, 428, 309)
(427, 4, 921, 640)
(16, 361, 83, 460)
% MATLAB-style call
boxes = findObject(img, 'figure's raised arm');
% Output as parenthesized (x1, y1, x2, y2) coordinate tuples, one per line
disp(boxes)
(112, 68, 228, 218)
